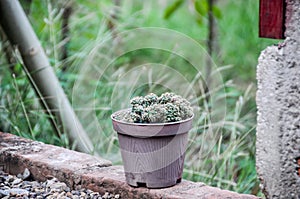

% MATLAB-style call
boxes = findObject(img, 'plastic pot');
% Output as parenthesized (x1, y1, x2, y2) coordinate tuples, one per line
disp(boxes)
(111, 109, 193, 188)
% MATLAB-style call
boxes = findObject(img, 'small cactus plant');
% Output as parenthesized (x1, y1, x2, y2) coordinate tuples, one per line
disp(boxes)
(119, 92, 193, 123)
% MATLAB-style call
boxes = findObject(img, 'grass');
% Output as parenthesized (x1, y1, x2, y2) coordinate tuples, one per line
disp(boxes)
(184, 82, 258, 193)
(0, 61, 66, 146)
(0, 0, 281, 196)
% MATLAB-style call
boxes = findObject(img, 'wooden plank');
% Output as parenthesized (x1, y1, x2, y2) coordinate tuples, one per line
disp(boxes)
(259, 0, 285, 39)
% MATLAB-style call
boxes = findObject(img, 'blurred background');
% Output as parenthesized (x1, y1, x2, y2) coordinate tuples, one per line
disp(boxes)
(0, 0, 280, 196)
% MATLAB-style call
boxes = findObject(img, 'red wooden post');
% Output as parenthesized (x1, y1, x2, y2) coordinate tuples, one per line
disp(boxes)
(259, 0, 286, 39)
(298, 158, 300, 177)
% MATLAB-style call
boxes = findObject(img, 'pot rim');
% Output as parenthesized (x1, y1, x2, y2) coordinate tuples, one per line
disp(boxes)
(111, 108, 194, 126)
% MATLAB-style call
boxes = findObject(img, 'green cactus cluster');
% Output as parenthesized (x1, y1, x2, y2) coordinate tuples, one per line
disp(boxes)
(122, 92, 193, 123)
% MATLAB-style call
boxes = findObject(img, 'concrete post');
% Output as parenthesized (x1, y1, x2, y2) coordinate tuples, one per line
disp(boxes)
(256, 0, 300, 198)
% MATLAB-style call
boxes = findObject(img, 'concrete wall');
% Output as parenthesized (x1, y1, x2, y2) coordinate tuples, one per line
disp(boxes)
(256, 0, 300, 198)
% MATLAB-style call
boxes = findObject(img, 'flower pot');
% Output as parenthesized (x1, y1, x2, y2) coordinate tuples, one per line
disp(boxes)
(111, 109, 193, 188)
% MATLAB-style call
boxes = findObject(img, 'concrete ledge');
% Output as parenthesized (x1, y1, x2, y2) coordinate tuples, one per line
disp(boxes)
(0, 132, 260, 199)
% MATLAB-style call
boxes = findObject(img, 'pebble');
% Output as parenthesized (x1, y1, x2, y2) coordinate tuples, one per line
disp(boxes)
(12, 178, 22, 185)
(0, 170, 121, 198)
(22, 168, 31, 180)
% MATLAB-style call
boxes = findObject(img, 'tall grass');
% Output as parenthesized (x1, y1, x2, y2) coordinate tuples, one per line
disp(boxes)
(0, 0, 276, 196)
(184, 81, 258, 194)
(0, 58, 67, 146)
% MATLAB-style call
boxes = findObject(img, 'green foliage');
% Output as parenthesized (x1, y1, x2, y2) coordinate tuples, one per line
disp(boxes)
(212, 5, 222, 19)
(164, 0, 222, 26)
(194, 0, 208, 17)
(163, 0, 184, 19)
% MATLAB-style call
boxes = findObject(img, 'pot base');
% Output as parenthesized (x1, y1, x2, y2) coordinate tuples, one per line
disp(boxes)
(126, 172, 182, 188)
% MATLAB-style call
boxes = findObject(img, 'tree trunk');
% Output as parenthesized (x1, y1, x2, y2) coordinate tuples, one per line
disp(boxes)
(0, 0, 94, 154)
(60, 2, 73, 71)
(107, 0, 121, 32)
(205, 0, 216, 88)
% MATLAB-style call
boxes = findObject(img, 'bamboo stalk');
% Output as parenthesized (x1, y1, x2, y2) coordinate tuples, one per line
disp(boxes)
(0, 0, 94, 153)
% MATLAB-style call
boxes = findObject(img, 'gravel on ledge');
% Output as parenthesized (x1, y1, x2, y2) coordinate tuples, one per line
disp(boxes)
(0, 169, 121, 199)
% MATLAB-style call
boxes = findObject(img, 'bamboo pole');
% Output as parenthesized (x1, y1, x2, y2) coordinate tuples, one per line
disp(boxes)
(0, 0, 94, 153)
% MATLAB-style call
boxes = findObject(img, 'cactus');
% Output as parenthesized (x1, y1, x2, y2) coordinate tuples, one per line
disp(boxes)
(121, 92, 193, 123)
